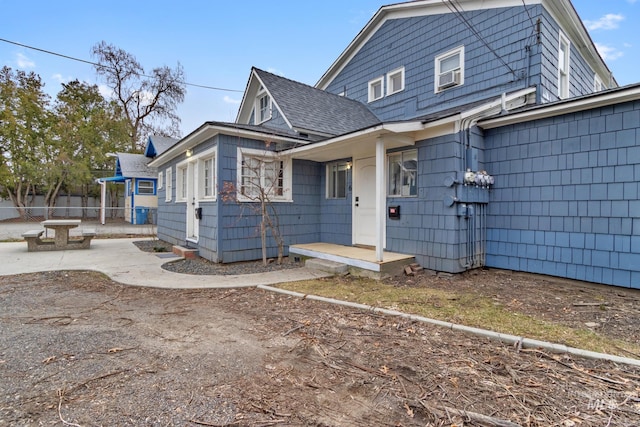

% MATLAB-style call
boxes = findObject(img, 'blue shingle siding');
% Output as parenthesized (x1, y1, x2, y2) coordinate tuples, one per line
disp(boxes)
(216, 134, 322, 263)
(538, 8, 601, 103)
(319, 161, 353, 245)
(325, 6, 539, 122)
(385, 135, 467, 273)
(485, 100, 640, 288)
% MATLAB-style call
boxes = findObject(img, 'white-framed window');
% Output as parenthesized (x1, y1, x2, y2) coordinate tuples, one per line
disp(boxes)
(237, 147, 292, 202)
(387, 67, 405, 96)
(176, 164, 188, 202)
(326, 161, 349, 199)
(165, 168, 173, 202)
(594, 74, 604, 92)
(255, 88, 272, 124)
(435, 46, 464, 93)
(388, 149, 417, 197)
(198, 147, 217, 200)
(558, 32, 570, 99)
(368, 76, 384, 102)
(157, 171, 163, 189)
(137, 180, 155, 195)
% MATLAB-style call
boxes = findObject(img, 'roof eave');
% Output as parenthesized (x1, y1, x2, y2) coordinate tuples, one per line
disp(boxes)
(148, 122, 309, 167)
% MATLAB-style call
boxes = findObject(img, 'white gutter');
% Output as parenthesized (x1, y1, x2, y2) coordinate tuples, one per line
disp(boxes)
(258, 285, 640, 367)
(480, 85, 640, 129)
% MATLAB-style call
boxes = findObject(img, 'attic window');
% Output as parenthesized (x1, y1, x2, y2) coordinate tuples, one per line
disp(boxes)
(255, 89, 272, 124)
(368, 76, 384, 103)
(387, 67, 405, 95)
(435, 46, 464, 93)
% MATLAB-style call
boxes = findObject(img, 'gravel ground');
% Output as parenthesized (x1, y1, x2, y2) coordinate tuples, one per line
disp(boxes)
(1, 270, 639, 426)
(133, 240, 304, 275)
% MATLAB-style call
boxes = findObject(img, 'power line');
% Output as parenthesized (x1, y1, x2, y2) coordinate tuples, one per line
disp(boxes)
(521, 0, 536, 29)
(442, 0, 517, 77)
(0, 37, 244, 93)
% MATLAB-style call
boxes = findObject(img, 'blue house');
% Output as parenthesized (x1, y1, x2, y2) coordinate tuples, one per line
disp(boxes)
(150, 0, 640, 288)
(99, 135, 177, 224)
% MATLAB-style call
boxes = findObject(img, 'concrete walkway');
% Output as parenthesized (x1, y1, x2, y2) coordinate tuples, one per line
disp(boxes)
(0, 238, 331, 289)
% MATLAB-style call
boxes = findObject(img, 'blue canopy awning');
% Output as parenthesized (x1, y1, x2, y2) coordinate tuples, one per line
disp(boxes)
(98, 176, 126, 183)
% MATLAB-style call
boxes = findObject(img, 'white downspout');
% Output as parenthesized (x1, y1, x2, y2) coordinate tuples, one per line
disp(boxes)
(375, 137, 385, 262)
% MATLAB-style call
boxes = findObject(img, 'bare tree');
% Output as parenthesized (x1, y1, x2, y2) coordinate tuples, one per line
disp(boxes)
(220, 142, 287, 265)
(92, 41, 186, 152)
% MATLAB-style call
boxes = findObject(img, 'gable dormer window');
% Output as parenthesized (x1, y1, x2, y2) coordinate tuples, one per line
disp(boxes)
(435, 46, 464, 93)
(256, 88, 271, 124)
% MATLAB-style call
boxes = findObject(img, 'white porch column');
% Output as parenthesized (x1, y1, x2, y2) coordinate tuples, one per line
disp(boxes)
(375, 137, 385, 262)
(99, 179, 106, 225)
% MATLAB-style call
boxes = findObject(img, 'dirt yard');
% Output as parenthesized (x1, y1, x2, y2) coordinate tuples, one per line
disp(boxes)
(1, 269, 639, 426)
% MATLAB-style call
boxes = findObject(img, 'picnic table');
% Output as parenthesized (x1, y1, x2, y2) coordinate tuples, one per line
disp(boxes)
(22, 220, 96, 252)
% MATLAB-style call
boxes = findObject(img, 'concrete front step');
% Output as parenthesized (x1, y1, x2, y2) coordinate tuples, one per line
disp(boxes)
(172, 245, 199, 259)
(305, 258, 349, 275)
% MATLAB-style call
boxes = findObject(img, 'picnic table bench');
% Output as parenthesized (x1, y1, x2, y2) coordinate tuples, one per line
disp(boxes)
(22, 220, 96, 252)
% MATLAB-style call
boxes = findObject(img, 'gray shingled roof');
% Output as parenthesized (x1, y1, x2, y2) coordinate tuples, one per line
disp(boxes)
(148, 135, 178, 156)
(253, 68, 381, 137)
(116, 153, 156, 179)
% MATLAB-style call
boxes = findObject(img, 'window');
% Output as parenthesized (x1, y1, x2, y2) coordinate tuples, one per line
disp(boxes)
(237, 148, 292, 202)
(165, 168, 172, 202)
(387, 67, 405, 95)
(558, 32, 570, 99)
(176, 165, 187, 201)
(137, 180, 155, 195)
(255, 88, 271, 123)
(435, 46, 464, 92)
(200, 155, 216, 199)
(157, 171, 163, 189)
(368, 76, 384, 102)
(326, 161, 348, 199)
(594, 74, 604, 92)
(388, 149, 417, 197)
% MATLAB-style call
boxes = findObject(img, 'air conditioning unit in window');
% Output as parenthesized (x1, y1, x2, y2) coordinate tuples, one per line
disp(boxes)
(438, 70, 460, 89)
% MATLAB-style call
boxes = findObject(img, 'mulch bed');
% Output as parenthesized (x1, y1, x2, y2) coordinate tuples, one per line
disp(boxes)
(133, 239, 304, 275)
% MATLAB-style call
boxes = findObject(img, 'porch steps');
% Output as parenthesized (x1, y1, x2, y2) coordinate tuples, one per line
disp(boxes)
(172, 245, 199, 259)
(305, 258, 349, 275)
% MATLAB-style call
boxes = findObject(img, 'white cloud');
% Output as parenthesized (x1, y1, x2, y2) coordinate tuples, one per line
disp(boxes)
(98, 84, 113, 99)
(584, 13, 625, 31)
(223, 95, 241, 105)
(51, 73, 76, 84)
(16, 53, 35, 69)
(595, 42, 624, 61)
(627, 0, 637, 4)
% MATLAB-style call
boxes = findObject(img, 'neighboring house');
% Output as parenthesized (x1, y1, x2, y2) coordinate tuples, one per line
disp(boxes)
(99, 135, 177, 224)
(150, 0, 640, 288)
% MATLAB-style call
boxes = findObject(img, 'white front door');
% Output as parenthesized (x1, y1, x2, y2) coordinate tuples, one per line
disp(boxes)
(186, 162, 199, 242)
(353, 157, 378, 246)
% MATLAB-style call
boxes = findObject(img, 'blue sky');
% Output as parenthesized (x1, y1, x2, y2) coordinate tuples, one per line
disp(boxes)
(1, 0, 638, 135)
